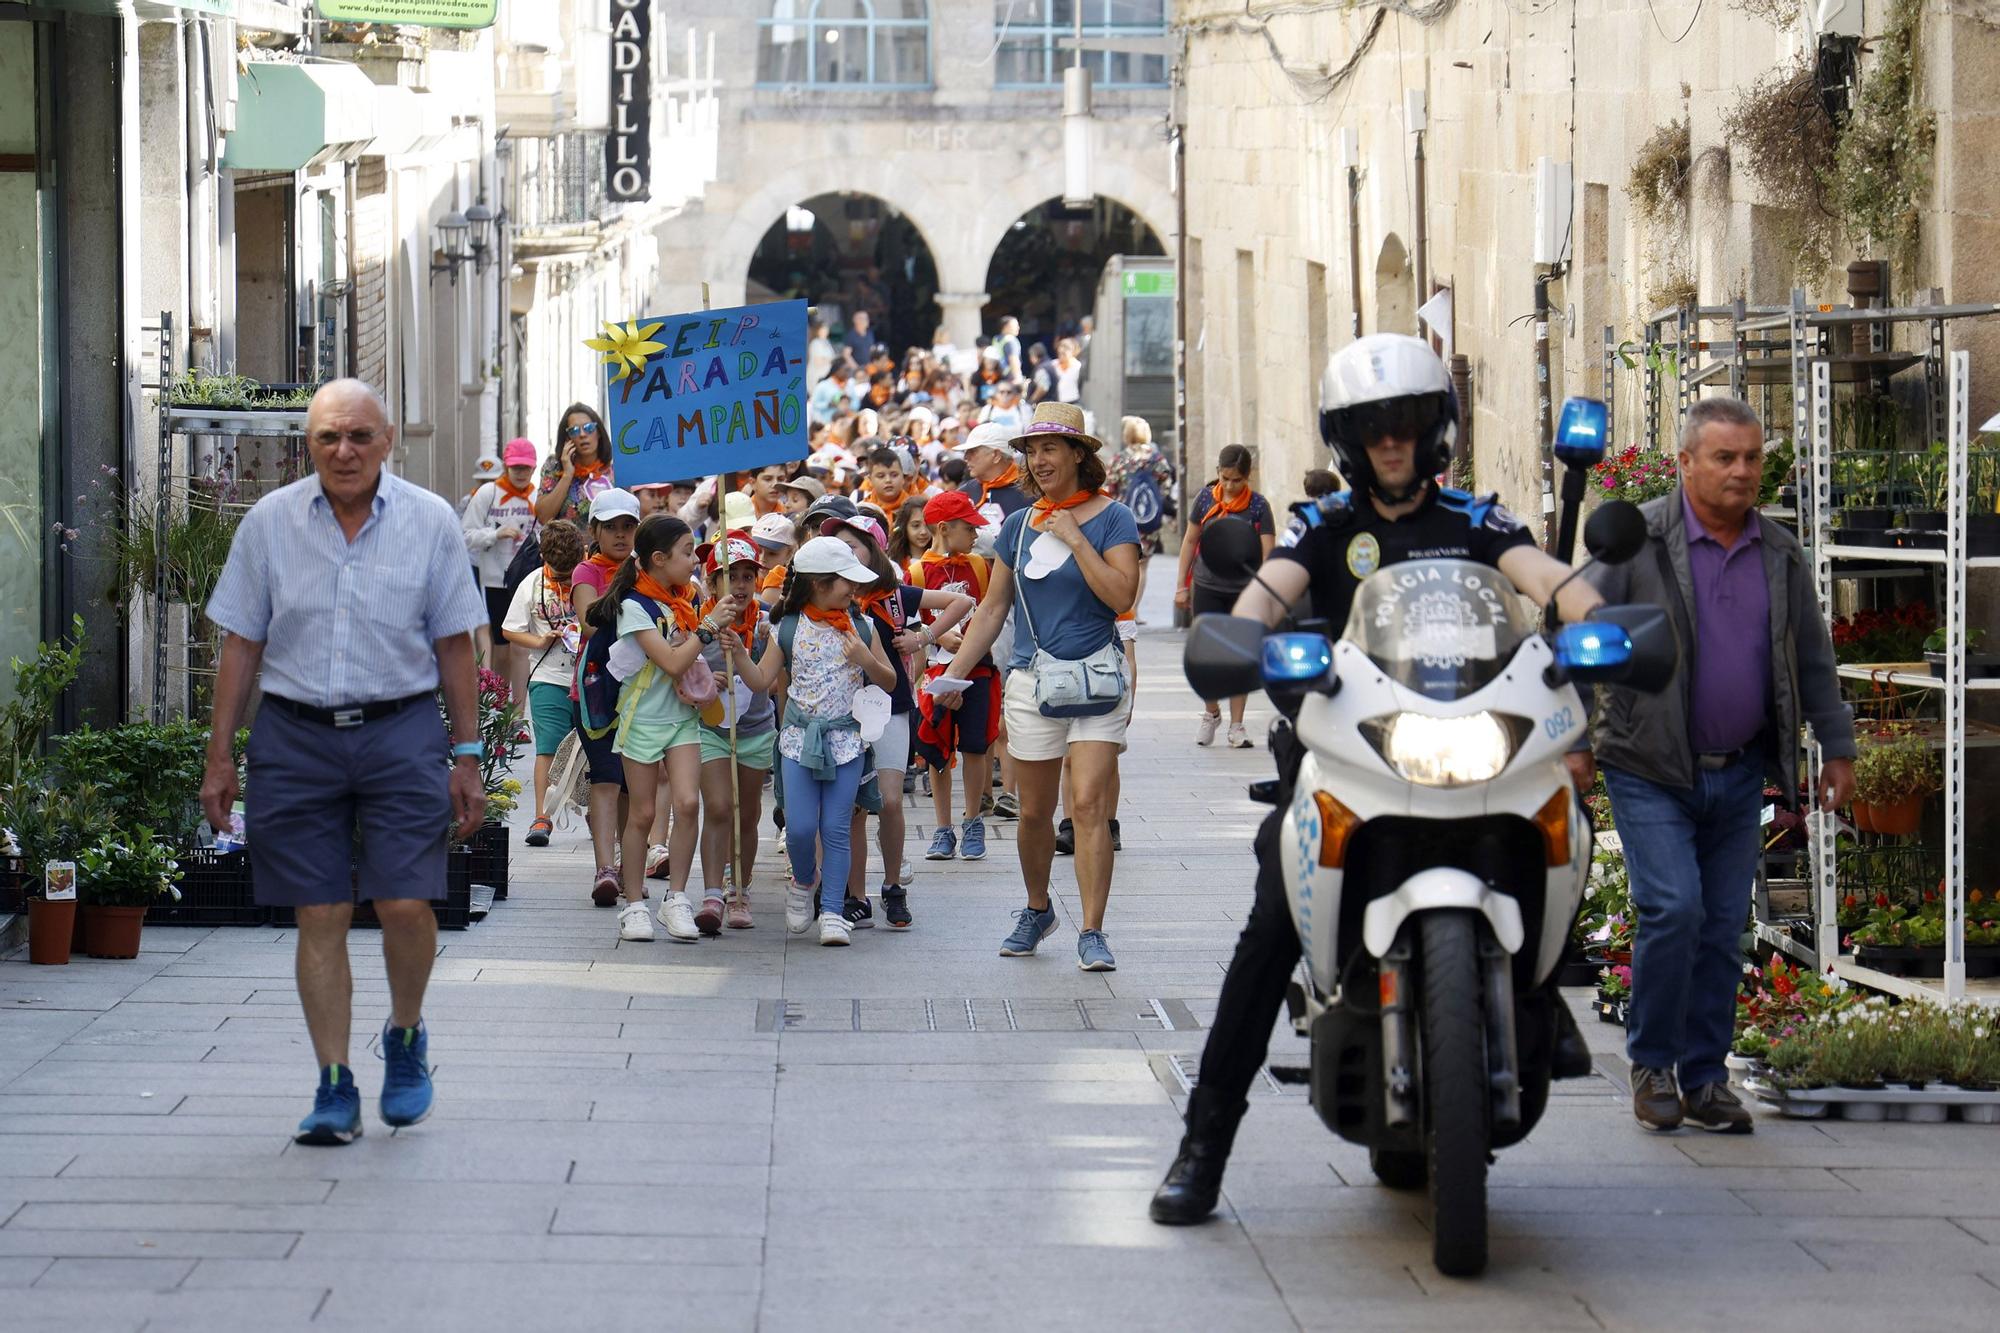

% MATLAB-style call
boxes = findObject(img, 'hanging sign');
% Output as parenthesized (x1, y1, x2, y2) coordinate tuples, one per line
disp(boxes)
(589, 299, 812, 487)
(607, 0, 652, 203)
(315, 1, 498, 27)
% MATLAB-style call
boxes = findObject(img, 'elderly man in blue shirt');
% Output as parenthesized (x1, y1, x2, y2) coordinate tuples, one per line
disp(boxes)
(1585, 397, 1856, 1135)
(202, 379, 489, 1146)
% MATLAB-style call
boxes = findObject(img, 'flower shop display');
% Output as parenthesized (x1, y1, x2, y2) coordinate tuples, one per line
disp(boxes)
(1848, 724, 1942, 835)
(1736, 989, 2000, 1122)
(1589, 446, 1678, 505)
(1923, 626, 2000, 679)
(1830, 602, 1936, 668)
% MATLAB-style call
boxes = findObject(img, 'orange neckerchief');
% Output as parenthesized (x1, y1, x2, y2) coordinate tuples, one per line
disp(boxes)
(541, 564, 573, 598)
(750, 493, 783, 518)
(633, 571, 701, 634)
(854, 586, 900, 630)
(802, 602, 855, 636)
(704, 593, 764, 643)
(495, 478, 536, 505)
(917, 550, 978, 594)
(862, 480, 907, 513)
(581, 551, 622, 579)
(759, 563, 787, 592)
(977, 463, 1022, 508)
(572, 457, 610, 485)
(1199, 482, 1251, 526)
(1029, 488, 1098, 529)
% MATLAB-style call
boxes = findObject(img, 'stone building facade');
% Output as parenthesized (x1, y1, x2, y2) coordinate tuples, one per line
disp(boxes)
(1175, 0, 1999, 522)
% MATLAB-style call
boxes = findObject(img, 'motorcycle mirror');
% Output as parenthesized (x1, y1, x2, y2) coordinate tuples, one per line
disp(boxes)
(1583, 500, 1648, 566)
(1587, 604, 1679, 692)
(1196, 515, 1265, 582)
(1183, 613, 1267, 701)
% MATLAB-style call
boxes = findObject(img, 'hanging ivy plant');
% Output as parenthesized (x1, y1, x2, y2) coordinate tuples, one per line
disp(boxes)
(1721, 59, 1840, 273)
(1626, 117, 1691, 228)
(1827, 0, 1936, 270)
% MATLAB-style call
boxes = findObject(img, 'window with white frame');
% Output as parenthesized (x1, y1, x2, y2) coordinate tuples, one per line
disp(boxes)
(758, 1, 932, 90)
(994, 0, 1167, 89)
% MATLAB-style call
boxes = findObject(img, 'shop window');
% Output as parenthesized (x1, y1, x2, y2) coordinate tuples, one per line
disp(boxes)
(757, 1, 932, 90)
(995, 1, 1167, 89)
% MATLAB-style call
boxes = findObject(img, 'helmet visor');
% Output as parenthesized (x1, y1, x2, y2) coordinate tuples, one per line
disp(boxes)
(1339, 395, 1447, 448)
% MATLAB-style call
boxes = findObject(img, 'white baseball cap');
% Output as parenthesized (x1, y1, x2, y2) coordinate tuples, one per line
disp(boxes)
(791, 535, 880, 583)
(751, 512, 799, 549)
(589, 488, 641, 523)
(962, 423, 1015, 457)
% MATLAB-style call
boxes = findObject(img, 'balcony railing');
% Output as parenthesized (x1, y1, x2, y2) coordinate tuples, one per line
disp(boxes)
(506, 132, 611, 233)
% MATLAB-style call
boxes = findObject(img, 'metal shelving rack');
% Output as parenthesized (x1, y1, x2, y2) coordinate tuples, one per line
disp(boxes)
(1799, 330, 1999, 1004)
(148, 310, 309, 722)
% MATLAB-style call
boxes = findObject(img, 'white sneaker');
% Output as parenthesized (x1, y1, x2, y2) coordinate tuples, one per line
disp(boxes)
(1196, 712, 1221, 746)
(618, 901, 655, 942)
(818, 912, 852, 947)
(656, 891, 700, 941)
(1228, 724, 1253, 749)
(645, 843, 671, 879)
(786, 880, 815, 934)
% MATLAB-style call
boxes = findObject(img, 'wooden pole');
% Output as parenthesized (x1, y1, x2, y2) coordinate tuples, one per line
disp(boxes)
(699, 281, 747, 902)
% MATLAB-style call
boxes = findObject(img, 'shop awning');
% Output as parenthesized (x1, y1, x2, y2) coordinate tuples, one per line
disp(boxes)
(223, 61, 377, 172)
(36, 1, 302, 35)
(363, 86, 455, 160)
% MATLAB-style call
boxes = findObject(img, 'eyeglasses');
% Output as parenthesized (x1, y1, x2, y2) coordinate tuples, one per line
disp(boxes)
(565, 422, 600, 439)
(312, 429, 379, 447)
(1340, 397, 1445, 446)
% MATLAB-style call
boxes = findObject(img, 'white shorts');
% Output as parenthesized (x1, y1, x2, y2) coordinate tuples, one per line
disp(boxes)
(870, 711, 912, 775)
(1003, 667, 1133, 762)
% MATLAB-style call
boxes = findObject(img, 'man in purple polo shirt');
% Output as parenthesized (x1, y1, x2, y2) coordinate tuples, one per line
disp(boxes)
(1584, 397, 1856, 1134)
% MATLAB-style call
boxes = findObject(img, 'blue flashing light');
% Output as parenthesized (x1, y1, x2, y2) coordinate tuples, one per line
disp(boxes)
(1261, 633, 1334, 685)
(1553, 623, 1633, 673)
(1553, 397, 1610, 467)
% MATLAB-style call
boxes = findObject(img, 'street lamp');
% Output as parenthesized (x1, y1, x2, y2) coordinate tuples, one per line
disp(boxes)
(465, 200, 496, 265)
(431, 210, 473, 283)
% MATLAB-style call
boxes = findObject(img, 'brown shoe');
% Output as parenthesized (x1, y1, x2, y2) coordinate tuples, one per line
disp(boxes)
(1682, 1080, 1754, 1134)
(1631, 1065, 1683, 1131)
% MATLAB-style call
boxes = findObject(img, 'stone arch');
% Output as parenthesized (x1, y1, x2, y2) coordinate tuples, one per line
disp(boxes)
(1374, 233, 1415, 336)
(966, 152, 1175, 296)
(704, 157, 961, 315)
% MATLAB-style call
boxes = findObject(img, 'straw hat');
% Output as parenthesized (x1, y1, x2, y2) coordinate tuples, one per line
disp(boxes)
(1010, 401, 1102, 454)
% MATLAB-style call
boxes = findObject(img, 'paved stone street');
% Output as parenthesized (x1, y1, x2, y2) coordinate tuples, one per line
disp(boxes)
(4, 600, 2000, 1332)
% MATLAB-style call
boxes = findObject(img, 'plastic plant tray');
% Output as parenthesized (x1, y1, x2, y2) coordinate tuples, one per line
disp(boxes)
(1741, 1075, 2000, 1123)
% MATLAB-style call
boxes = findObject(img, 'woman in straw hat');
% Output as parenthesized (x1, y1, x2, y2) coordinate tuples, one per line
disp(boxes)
(936, 402, 1141, 972)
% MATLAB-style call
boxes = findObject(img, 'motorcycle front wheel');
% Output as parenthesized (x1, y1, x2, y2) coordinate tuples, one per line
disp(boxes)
(1420, 910, 1489, 1276)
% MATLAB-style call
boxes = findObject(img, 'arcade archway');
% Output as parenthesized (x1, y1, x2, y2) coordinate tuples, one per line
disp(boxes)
(745, 192, 939, 353)
(981, 196, 1165, 352)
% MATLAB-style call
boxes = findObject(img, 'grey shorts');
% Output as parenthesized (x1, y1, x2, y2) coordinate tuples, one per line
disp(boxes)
(245, 697, 451, 906)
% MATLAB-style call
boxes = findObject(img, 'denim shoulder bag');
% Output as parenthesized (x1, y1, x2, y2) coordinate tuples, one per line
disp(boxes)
(1013, 509, 1129, 719)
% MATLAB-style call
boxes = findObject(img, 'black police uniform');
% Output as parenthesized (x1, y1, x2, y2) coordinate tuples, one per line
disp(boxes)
(1191, 482, 1533, 1111)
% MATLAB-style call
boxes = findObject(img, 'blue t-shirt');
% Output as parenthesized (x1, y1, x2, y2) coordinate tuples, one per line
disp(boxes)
(996, 501, 1142, 671)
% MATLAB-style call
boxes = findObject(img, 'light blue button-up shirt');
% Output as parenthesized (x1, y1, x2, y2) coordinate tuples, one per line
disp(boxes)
(207, 470, 489, 709)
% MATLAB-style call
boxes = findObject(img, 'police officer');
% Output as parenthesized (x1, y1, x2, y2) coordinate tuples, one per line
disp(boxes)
(1150, 334, 1606, 1225)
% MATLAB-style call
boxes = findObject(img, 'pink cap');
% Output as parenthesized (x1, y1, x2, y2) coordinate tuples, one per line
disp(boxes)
(502, 438, 538, 467)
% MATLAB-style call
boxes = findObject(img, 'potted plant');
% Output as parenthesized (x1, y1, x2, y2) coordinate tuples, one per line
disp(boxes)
(1830, 602, 1935, 667)
(2, 781, 112, 965)
(76, 827, 183, 958)
(1833, 452, 1894, 542)
(1968, 443, 2000, 557)
(1849, 727, 1941, 835)
(1893, 442, 1949, 548)
(1923, 626, 2000, 679)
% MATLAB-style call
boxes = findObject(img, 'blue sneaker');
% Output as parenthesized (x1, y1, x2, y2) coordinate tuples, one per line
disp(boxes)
(926, 826, 957, 861)
(999, 904, 1059, 957)
(960, 818, 987, 862)
(1077, 930, 1117, 972)
(378, 1021, 434, 1128)
(295, 1065, 363, 1146)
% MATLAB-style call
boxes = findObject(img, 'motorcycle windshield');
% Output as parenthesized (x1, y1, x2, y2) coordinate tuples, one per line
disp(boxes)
(1341, 560, 1534, 701)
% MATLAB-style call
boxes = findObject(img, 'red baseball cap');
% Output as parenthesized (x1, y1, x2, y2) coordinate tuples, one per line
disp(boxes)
(697, 534, 762, 574)
(923, 490, 989, 528)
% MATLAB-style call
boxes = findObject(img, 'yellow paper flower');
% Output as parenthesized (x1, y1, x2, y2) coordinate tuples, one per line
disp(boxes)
(585, 318, 666, 383)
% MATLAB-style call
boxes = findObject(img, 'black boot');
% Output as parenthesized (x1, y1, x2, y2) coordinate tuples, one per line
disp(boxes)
(1551, 997, 1594, 1080)
(1149, 1089, 1246, 1225)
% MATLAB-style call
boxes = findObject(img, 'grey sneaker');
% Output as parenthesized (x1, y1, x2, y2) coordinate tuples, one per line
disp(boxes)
(1077, 930, 1117, 971)
(993, 792, 1020, 820)
(999, 904, 1058, 957)
(1631, 1065, 1683, 1131)
(1682, 1080, 1754, 1134)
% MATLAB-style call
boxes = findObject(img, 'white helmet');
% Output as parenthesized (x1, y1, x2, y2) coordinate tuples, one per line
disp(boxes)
(1318, 334, 1458, 502)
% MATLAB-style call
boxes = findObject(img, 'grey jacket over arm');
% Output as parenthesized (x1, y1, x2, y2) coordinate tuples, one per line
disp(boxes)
(1583, 490, 1856, 803)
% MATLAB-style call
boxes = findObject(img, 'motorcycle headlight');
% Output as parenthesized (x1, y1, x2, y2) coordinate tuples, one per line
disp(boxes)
(1360, 711, 1527, 788)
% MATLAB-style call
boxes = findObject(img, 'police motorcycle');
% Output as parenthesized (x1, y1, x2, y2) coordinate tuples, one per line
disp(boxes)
(1184, 398, 1676, 1277)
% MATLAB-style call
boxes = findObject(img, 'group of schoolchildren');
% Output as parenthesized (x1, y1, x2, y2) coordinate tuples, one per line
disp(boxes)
(487, 426, 1019, 948)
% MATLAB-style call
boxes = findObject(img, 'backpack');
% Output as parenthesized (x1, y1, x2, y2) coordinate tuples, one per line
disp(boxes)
(502, 533, 542, 600)
(575, 591, 660, 740)
(1125, 468, 1165, 535)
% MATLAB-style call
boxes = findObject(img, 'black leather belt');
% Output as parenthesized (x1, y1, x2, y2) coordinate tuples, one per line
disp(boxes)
(1696, 737, 1761, 770)
(265, 692, 430, 729)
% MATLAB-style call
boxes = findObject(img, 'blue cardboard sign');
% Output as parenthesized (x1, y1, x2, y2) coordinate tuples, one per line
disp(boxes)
(592, 299, 810, 487)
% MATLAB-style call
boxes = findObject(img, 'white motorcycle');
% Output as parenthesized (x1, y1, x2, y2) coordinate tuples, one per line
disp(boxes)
(1184, 502, 1674, 1277)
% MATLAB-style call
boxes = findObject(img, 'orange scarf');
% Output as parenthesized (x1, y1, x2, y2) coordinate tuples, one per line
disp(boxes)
(854, 586, 900, 630)
(704, 593, 763, 643)
(582, 551, 622, 580)
(1199, 482, 1251, 527)
(1029, 488, 1098, 529)
(751, 493, 783, 518)
(803, 602, 856, 636)
(917, 550, 979, 595)
(759, 563, 787, 593)
(495, 478, 535, 505)
(541, 563, 573, 598)
(862, 480, 907, 513)
(572, 457, 609, 485)
(978, 463, 1022, 508)
(633, 571, 701, 634)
